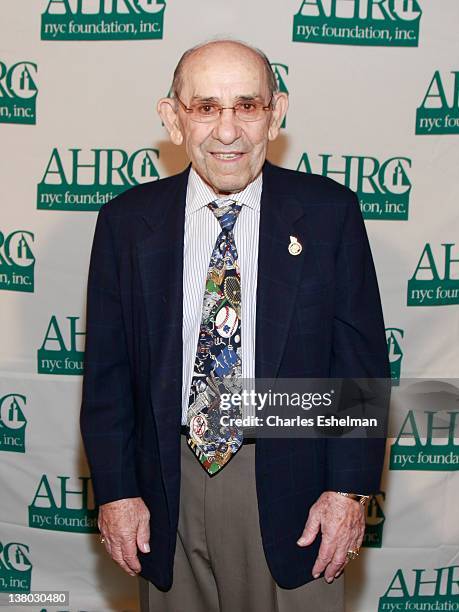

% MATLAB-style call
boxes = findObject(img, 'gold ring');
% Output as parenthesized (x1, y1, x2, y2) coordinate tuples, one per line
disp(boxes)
(346, 549, 359, 561)
(100, 537, 105, 544)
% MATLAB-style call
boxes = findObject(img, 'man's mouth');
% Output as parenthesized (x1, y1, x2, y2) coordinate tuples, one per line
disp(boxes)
(210, 152, 244, 160)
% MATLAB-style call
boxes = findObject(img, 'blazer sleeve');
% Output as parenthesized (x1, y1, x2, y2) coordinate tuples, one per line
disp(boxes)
(326, 192, 390, 495)
(80, 205, 140, 506)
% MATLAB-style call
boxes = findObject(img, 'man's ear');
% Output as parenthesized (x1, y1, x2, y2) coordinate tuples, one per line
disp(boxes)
(157, 98, 184, 145)
(268, 92, 289, 141)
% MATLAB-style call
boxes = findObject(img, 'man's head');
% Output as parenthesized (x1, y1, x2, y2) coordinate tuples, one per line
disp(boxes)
(157, 40, 288, 195)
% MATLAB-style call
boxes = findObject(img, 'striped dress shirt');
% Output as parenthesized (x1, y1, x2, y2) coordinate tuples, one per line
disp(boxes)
(181, 167, 262, 424)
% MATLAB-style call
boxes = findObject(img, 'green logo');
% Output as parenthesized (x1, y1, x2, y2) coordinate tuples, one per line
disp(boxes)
(297, 153, 412, 220)
(390, 410, 459, 471)
(29, 475, 97, 533)
(386, 328, 404, 384)
(41, 0, 166, 40)
(0, 230, 35, 293)
(271, 63, 289, 128)
(293, 0, 422, 47)
(0, 394, 27, 453)
(407, 243, 459, 306)
(416, 71, 459, 135)
(37, 147, 160, 211)
(0, 541, 32, 593)
(0, 61, 37, 125)
(379, 566, 459, 611)
(362, 492, 385, 548)
(37, 316, 84, 375)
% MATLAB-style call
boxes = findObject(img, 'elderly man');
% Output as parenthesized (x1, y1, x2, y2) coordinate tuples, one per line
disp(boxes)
(81, 39, 389, 612)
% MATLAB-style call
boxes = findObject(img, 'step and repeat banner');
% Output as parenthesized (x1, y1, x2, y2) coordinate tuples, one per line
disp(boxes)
(1, 1, 458, 611)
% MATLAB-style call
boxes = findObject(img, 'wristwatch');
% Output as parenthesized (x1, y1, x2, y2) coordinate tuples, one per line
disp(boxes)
(336, 492, 370, 505)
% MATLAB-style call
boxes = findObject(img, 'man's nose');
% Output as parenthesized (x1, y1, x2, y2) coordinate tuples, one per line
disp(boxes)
(211, 108, 242, 144)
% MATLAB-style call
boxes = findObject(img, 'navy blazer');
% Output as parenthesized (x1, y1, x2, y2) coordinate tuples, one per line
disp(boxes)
(80, 161, 390, 590)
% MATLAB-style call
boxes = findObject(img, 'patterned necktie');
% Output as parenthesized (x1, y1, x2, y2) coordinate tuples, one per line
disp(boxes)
(186, 198, 243, 475)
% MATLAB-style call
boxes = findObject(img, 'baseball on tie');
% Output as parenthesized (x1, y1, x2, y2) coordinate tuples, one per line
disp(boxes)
(215, 305, 238, 338)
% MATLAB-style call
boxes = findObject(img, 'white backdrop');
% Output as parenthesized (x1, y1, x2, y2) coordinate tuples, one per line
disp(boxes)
(1, 1, 458, 610)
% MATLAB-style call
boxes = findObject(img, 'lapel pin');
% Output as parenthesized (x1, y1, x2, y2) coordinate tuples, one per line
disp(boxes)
(288, 235, 302, 256)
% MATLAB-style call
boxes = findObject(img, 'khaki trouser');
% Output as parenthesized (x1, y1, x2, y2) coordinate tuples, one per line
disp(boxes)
(139, 435, 344, 612)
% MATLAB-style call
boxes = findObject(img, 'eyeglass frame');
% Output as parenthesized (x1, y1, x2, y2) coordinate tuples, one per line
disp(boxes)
(174, 93, 275, 122)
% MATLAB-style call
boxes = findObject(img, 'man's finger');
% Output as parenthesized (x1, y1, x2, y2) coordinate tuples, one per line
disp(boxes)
(297, 511, 320, 546)
(136, 517, 151, 554)
(312, 540, 336, 578)
(123, 551, 142, 574)
(333, 557, 350, 580)
(324, 549, 348, 582)
(120, 539, 142, 574)
(111, 545, 137, 577)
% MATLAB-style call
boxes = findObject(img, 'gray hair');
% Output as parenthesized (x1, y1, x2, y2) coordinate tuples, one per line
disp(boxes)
(170, 39, 279, 99)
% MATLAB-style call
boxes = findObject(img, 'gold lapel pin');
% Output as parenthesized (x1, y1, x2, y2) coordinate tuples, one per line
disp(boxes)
(288, 235, 302, 256)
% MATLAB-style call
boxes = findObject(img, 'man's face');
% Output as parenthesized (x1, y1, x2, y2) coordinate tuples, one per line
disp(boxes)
(158, 43, 288, 195)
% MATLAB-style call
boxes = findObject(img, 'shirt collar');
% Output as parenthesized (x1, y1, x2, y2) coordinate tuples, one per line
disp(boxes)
(186, 166, 262, 217)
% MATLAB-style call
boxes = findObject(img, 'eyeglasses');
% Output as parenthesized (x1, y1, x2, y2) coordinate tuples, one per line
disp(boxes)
(175, 94, 273, 123)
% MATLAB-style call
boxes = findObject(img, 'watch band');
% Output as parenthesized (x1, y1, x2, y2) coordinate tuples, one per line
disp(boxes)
(337, 492, 370, 505)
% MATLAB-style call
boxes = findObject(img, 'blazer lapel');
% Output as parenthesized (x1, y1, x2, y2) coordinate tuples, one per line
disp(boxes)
(255, 163, 311, 379)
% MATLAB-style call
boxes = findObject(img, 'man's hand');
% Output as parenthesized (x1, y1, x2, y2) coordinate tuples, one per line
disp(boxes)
(296, 491, 366, 583)
(98, 497, 150, 577)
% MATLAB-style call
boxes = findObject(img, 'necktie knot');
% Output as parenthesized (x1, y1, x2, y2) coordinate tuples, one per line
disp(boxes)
(208, 199, 242, 233)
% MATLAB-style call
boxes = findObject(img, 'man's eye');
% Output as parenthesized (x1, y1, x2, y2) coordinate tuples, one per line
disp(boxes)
(238, 102, 257, 112)
(196, 104, 218, 114)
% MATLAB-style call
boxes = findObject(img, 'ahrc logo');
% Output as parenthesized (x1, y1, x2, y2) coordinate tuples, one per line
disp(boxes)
(386, 328, 404, 383)
(37, 316, 85, 375)
(271, 63, 289, 128)
(41, 0, 166, 41)
(0, 61, 38, 125)
(407, 243, 459, 306)
(29, 475, 98, 533)
(0, 393, 27, 453)
(297, 152, 412, 220)
(37, 147, 160, 211)
(362, 492, 385, 548)
(416, 71, 459, 135)
(0, 230, 35, 293)
(293, 0, 422, 47)
(390, 410, 459, 471)
(379, 566, 459, 611)
(0, 541, 32, 593)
